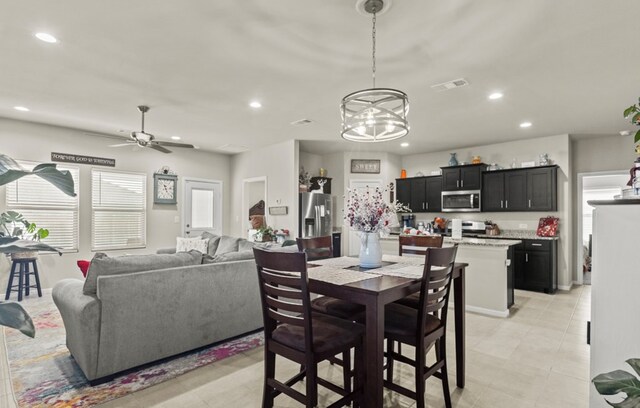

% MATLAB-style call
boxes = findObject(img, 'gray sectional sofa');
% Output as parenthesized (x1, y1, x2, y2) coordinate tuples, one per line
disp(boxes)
(52, 234, 280, 383)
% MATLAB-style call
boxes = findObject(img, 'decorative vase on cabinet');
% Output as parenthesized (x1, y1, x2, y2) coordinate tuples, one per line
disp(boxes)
(448, 153, 458, 166)
(359, 232, 382, 268)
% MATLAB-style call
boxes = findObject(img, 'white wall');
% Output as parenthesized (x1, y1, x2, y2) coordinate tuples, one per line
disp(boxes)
(299, 151, 323, 179)
(0, 118, 231, 288)
(229, 139, 298, 238)
(402, 134, 573, 289)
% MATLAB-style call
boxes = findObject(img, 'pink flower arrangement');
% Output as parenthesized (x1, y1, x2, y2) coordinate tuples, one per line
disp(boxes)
(344, 186, 410, 234)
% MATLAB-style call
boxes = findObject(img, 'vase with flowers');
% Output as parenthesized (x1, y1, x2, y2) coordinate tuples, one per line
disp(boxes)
(344, 186, 410, 268)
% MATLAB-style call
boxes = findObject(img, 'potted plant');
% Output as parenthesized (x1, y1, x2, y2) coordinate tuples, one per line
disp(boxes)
(0, 154, 76, 338)
(0, 211, 50, 260)
(623, 99, 640, 144)
(593, 359, 640, 407)
(299, 166, 311, 192)
(256, 225, 275, 242)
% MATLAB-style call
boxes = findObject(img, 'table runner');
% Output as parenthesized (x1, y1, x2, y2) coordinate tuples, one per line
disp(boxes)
(307, 265, 381, 285)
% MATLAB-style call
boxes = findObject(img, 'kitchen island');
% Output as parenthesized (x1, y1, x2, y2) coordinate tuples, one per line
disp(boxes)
(380, 235, 521, 317)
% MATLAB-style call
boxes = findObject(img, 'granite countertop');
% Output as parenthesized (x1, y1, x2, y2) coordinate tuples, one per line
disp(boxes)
(475, 229, 559, 241)
(381, 234, 521, 247)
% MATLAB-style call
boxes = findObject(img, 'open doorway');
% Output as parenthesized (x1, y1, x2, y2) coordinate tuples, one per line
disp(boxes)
(242, 176, 267, 241)
(576, 171, 628, 285)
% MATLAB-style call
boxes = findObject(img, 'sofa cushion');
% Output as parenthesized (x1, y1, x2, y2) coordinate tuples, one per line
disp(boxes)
(200, 232, 221, 255)
(238, 239, 254, 252)
(176, 237, 208, 253)
(215, 236, 241, 255)
(203, 250, 255, 263)
(83, 250, 203, 295)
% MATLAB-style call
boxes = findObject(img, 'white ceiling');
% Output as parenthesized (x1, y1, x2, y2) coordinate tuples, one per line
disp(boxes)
(2, 1, 639, 156)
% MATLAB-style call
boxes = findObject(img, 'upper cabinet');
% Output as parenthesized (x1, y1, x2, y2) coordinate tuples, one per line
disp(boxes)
(481, 165, 557, 212)
(395, 176, 442, 213)
(441, 164, 484, 191)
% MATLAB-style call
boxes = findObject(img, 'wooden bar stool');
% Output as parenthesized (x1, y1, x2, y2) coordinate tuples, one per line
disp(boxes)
(5, 257, 42, 302)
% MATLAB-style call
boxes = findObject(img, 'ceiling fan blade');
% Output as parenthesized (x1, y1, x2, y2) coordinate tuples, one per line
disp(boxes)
(84, 132, 132, 141)
(154, 141, 195, 148)
(109, 142, 136, 147)
(149, 144, 172, 154)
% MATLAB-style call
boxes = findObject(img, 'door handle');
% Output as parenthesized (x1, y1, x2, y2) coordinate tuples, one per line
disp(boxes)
(461, 180, 464, 188)
(528, 199, 532, 208)
(531, 243, 542, 247)
(505, 200, 508, 209)
(500, 200, 503, 209)
(426, 202, 429, 210)
(525, 253, 528, 262)
(456, 180, 460, 188)
(470, 194, 474, 207)
(186, 224, 190, 228)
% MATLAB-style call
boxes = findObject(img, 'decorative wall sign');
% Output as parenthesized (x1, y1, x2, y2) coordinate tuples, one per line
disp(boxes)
(268, 206, 288, 216)
(153, 173, 178, 204)
(51, 152, 115, 167)
(351, 159, 381, 174)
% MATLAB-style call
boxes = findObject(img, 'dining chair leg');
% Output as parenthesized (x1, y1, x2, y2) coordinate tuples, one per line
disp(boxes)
(354, 345, 364, 408)
(5, 261, 17, 300)
(415, 346, 426, 408)
(306, 364, 318, 408)
(440, 339, 453, 408)
(263, 350, 276, 408)
(386, 338, 395, 383)
(342, 351, 352, 394)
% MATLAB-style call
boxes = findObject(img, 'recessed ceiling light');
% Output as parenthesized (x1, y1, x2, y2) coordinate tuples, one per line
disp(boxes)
(249, 101, 262, 109)
(35, 32, 58, 43)
(488, 92, 503, 100)
(400, 142, 409, 147)
(519, 122, 532, 128)
(13, 106, 29, 112)
(171, 136, 181, 140)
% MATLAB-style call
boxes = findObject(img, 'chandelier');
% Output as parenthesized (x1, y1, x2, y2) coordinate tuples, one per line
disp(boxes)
(340, 0, 409, 143)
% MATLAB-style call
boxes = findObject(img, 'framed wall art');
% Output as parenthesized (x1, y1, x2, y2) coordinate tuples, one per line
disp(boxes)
(351, 159, 381, 174)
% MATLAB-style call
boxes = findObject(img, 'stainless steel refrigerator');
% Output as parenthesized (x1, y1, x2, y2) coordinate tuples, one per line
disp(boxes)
(298, 192, 332, 238)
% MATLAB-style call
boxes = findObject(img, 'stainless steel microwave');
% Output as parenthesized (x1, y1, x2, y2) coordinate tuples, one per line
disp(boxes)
(441, 190, 481, 212)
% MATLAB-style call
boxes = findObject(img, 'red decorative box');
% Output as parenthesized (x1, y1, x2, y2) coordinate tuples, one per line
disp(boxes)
(536, 216, 559, 237)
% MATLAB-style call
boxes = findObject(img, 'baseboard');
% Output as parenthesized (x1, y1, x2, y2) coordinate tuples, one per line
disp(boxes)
(558, 283, 573, 291)
(465, 305, 509, 318)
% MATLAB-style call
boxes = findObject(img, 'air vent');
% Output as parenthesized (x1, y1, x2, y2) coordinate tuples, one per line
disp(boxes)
(430, 78, 470, 92)
(217, 144, 249, 153)
(291, 119, 313, 126)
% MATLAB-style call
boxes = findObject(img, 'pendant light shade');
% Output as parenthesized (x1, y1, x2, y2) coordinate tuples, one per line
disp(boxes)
(340, 0, 409, 143)
(341, 88, 409, 142)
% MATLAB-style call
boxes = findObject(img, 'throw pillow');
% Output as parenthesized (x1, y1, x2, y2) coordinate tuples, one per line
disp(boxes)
(215, 236, 241, 255)
(76, 260, 90, 278)
(83, 250, 203, 295)
(203, 250, 255, 263)
(176, 237, 208, 253)
(200, 231, 221, 255)
(238, 239, 254, 252)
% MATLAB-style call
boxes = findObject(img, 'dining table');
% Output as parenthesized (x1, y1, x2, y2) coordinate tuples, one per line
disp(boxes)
(306, 254, 467, 408)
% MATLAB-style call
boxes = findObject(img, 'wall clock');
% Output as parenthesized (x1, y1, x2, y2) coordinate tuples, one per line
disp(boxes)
(153, 173, 178, 204)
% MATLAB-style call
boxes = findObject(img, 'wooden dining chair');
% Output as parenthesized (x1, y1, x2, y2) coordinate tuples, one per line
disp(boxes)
(396, 234, 444, 309)
(398, 234, 444, 256)
(253, 247, 364, 408)
(296, 235, 364, 394)
(296, 236, 333, 261)
(383, 245, 458, 408)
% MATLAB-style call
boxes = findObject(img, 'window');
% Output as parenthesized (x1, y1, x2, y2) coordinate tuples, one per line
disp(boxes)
(92, 169, 146, 251)
(582, 187, 622, 244)
(6, 161, 80, 252)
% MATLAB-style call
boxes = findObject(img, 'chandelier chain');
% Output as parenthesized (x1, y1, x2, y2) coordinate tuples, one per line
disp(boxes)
(372, 6, 377, 88)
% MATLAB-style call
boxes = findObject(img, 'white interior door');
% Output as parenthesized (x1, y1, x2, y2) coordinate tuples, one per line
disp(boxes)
(347, 179, 383, 256)
(183, 179, 222, 237)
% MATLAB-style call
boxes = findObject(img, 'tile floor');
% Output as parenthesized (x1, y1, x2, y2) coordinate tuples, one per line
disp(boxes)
(0, 286, 591, 407)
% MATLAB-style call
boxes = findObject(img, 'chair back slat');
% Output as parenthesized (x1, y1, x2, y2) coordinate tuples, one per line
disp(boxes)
(399, 235, 443, 256)
(253, 247, 315, 351)
(417, 245, 458, 338)
(297, 236, 333, 261)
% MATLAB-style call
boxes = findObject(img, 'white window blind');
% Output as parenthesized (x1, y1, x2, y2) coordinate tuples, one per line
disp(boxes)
(6, 161, 79, 251)
(92, 169, 146, 251)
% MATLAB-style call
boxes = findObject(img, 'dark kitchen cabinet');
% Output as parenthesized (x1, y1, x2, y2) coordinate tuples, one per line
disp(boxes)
(394, 176, 442, 213)
(441, 164, 484, 191)
(481, 165, 557, 212)
(482, 172, 504, 211)
(513, 239, 557, 293)
(396, 178, 411, 209)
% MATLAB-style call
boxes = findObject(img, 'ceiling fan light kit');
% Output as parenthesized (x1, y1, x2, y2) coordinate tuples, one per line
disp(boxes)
(110, 105, 195, 154)
(341, 0, 409, 143)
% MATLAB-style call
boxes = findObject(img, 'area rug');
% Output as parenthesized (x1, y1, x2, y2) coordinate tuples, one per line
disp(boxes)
(3, 289, 264, 407)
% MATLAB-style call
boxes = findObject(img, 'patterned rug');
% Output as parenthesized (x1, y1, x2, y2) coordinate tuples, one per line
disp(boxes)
(3, 289, 264, 407)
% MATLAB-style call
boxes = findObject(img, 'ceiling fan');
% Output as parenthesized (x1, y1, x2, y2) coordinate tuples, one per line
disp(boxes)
(109, 105, 195, 154)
